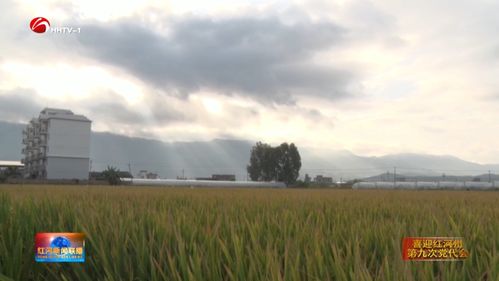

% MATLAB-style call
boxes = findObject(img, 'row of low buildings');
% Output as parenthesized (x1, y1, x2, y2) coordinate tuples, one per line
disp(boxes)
(303, 174, 336, 185)
(312, 175, 334, 185)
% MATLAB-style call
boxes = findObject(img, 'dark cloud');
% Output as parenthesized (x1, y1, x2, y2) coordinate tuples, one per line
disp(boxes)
(293, 106, 334, 126)
(0, 88, 189, 128)
(147, 95, 194, 124)
(72, 16, 357, 104)
(305, 108, 324, 120)
(86, 92, 190, 126)
(493, 45, 499, 60)
(0, 88, 42, 121)
(89, 102, 146, 125)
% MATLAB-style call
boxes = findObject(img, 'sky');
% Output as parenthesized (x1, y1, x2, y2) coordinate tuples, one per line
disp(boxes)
(0, 0, 498, 164)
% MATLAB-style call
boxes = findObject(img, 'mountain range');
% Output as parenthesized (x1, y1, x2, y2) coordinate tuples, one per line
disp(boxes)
(1, 121, 498, 180)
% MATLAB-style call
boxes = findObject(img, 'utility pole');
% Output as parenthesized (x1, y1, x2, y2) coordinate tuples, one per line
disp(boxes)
(394, 167, 397, 184)
(88, 159, 92, 186)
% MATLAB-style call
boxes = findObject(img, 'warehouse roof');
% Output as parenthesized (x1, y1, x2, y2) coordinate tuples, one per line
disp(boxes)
(0, 161, 24, 167)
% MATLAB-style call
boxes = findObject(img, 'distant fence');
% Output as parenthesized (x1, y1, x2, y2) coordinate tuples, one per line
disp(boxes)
(353, 181, 499, 190)
(2, 179, 108, 185)
(122, 178, 286, 188)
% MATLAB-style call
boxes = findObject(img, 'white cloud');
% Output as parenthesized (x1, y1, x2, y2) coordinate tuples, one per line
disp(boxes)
(1, 0, 499, 163)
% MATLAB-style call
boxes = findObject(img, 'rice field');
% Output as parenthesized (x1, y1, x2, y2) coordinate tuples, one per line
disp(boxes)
(0, 185, 498, 281)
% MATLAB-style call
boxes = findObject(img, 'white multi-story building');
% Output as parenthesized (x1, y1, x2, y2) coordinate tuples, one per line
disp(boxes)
(22, 108, 92, 180)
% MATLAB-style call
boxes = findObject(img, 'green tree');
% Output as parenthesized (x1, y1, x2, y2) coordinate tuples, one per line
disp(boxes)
(0, 167, 21, 183)
(247, 142, 276, 181)
(5, 167, 21, 178)
(247, 142, 301, 185)
(276, 143, 301, 185)
(102, 166, 121, 185)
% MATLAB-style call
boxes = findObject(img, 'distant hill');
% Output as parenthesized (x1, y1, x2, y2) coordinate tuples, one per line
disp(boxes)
(368, 153, 491, 174)
(1, 121, 498, 180)
(0, 121, 24, 160)
(300, 151, 499, 180)
(90, 132, 252, 179)
(363, 172, 499, 182)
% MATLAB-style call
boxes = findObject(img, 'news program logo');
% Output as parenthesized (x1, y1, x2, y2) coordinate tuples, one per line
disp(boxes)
(30, 17, 50, 33)
(35, 232, 85, 262)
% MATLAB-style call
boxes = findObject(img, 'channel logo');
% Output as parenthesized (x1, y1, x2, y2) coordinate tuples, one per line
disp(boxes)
(35, 232, 86, 262)
(29, 17, 81, 34)
(30, 17, 50, 33)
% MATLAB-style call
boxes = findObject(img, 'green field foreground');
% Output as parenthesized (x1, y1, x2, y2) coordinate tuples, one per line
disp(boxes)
(0, 185, 498, 281)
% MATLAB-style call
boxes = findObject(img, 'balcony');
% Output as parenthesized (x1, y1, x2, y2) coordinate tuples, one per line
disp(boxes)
(31, 152, 39, 160)
(40, 125, 48, 134)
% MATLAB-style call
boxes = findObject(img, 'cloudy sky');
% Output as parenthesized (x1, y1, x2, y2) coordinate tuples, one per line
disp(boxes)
(1, 0, 498, 163)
